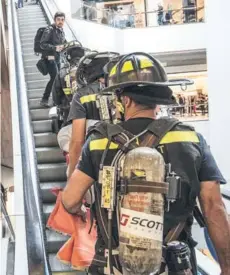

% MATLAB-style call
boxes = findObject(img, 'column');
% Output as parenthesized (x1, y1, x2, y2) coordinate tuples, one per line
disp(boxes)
(206, 0, 230, 184)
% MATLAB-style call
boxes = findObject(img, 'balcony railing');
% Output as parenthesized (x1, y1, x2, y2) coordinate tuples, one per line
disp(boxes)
(158, 101, 209, 121)
(73, 2, 205, 29)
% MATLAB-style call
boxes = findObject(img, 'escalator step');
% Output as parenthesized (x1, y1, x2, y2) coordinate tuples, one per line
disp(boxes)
(40, 182, 66, 203)
(49, 253, 86, 274)
(24, 58, 41, 67)
(34, 132, 58, 147)
(19, 19, 47, 26)
(29, 98, 52, 110)
(25, 72, 49, 82)
(46, 229, 69, 253)
(36, 147, 65, 164)
(28, 88, 44, 99)
(24, 65, 40, 74)
(27, 79, 47, 89)
(32, 119, 52, 133)
(38, 163, 67, 182)
(31, 108, 50, 121)
(22, 42, 34, 50)
(43, 203, 55, 224)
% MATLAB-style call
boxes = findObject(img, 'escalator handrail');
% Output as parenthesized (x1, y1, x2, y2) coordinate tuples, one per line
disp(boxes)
(7, 2, 26, 274)
(9, 0, 51, 274)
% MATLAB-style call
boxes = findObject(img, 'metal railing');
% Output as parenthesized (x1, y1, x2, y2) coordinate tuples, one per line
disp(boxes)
(74, 2, 205, 29)
(8, 0, 51, 273)
(167, 102, 209, 118)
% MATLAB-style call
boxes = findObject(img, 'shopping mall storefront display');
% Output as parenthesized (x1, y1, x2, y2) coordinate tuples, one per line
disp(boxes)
(163, 71, 208, 121)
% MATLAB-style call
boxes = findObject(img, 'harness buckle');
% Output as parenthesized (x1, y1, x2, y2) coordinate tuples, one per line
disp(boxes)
(119, 178, 128, 195)
(104, 248, 119, 256)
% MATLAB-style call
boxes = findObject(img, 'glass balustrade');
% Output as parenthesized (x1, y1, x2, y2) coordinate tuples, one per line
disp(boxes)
(72, 1, 205, 29)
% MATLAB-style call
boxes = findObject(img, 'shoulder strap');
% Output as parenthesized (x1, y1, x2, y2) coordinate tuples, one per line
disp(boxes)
(112, 118, 180, 150)
(88, 118, 180, 154)
(86, 121, 108, 139)
(146, 117, 180, 147)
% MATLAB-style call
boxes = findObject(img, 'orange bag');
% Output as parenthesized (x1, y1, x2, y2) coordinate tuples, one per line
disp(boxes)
(47, 192, 97, 269)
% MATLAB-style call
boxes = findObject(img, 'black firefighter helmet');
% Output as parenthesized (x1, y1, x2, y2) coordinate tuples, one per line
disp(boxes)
(101, 52, 194, 105)
(63, 41, 86, 65)
(76, 51, 120, 86)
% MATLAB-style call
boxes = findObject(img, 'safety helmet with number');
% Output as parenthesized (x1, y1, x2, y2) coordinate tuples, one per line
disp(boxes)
(76, 51, 120, 86)
(101, 52, 193, 105)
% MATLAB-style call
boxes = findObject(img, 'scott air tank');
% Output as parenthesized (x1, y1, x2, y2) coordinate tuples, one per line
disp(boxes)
(119, 147, 168, 275)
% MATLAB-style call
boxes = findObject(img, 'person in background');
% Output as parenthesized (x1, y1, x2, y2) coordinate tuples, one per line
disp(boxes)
(157, 3, 164, 25)
(205, 95, 209, 114)
(200, 93, 206, 115)
(178, 94, 185, 116)
(101, 17, 108, 24)
(165, 4, 173, 24)
(191, 96, 197, 116)
(40, 12, 66, 107)
(18, 0, 23, 8)
(129, 3, 135, 27)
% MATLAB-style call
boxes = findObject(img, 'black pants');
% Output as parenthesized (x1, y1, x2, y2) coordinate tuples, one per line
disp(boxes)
(42, 60, 60, 101)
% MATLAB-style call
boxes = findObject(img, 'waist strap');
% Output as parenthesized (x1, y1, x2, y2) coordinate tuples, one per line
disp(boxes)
(123, 179, 168, 194)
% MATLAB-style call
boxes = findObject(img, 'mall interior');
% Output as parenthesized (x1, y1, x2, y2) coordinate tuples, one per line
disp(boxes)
(1, 0, 230, 274)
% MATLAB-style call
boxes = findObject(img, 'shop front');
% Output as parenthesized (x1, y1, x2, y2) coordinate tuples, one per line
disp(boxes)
(166, 71, 208, 121)
(89, 0, 205, 27)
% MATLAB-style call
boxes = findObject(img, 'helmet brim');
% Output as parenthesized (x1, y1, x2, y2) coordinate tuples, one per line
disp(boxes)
(101, 79, 193, 105)
(102, 79, 193, 92)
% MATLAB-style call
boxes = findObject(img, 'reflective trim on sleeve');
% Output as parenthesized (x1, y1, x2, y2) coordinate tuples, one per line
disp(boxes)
(159, 131, 199, 144)
(80, 94, 97, 104)
(90, 138, 119, 151)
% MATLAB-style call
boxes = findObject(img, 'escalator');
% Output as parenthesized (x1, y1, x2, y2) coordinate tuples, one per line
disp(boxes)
(9, 2, 226, 275)
(17, 3, 84, 274)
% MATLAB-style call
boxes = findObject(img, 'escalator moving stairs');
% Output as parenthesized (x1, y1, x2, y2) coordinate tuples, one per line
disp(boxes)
(17, 4, 85, 274)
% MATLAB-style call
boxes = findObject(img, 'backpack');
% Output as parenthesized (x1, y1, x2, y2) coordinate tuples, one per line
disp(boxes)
(34, 26, 53, 54)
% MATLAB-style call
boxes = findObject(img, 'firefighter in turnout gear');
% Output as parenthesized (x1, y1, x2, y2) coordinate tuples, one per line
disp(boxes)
(66, 51, 121, 178)
(61, 53, 230, 275)
(51, 41, 86, 132)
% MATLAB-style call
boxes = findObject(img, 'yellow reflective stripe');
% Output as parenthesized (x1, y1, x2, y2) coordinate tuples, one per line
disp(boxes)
(90, 138, 119, 151)
(121, 60, 134, 73)
(109, 65, 117, 77)
(159, 131, 199, 144)
(80, 94, 96, 104)
(63, 88, 72, 95)
(140, 58, 153, 69)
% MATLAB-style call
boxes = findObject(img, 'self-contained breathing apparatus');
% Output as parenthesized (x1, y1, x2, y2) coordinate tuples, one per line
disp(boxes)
(92, 118, 192, 275)
(90, 53, 196, 275)
(75, 52, 122, 125)
(50, 41, 87, 133)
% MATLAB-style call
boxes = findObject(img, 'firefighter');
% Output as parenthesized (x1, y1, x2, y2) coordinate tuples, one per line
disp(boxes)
(66, 51, 120, 178)
(51, 41, 85, 129)
(61, 53, 230, 275)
